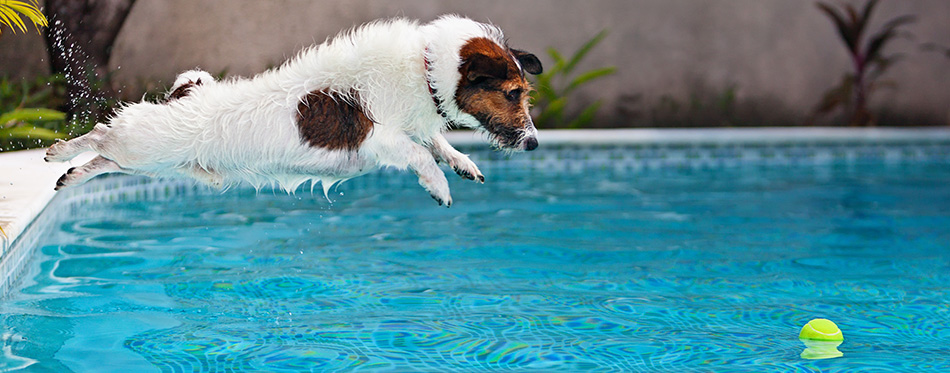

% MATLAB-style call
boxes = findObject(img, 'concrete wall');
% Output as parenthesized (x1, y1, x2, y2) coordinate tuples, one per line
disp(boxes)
(2, 0, 949, 126)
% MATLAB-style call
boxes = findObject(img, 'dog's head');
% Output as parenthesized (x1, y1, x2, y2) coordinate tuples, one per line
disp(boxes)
(453, 38, 543, 151)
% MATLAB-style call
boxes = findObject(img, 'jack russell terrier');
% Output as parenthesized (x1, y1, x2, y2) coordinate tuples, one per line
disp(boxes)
(46, 15, 543, 206)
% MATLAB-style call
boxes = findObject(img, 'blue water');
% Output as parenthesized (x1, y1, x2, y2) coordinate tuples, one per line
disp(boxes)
(2, 161, 949, 371)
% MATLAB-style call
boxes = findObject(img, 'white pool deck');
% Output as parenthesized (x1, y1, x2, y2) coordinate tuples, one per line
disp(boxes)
(1, 127, 949, 257)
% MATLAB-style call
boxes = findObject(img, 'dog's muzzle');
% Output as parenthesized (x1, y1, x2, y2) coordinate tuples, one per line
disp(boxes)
(524, 136, 538, 151)
(521, 120, 539, 151)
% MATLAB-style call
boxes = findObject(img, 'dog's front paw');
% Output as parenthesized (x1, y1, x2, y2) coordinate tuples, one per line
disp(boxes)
(449, 155, 484, 184)
(418, 173, 452, 207)
(428, 183, 452, 207)
(45, 139, 68, 162)
(430, 193, 453, 207)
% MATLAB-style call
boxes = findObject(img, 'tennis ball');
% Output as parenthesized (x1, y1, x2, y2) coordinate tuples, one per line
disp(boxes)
(799, 318, 843, 341)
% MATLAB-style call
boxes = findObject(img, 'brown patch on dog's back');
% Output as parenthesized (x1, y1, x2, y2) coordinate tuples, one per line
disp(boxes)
(296, 90, 374, 150)
(166, 79, 204, 102)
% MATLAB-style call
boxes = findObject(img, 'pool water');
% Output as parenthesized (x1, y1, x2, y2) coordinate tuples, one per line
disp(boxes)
(2, 160, 949, 371)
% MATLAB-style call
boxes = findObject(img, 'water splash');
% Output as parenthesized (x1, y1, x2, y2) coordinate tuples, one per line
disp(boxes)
(46, 16, 111, 137)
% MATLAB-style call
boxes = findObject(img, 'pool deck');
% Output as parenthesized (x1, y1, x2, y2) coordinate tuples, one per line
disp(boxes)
(2, 127, 950, 258)
(0, 149, 95, 255)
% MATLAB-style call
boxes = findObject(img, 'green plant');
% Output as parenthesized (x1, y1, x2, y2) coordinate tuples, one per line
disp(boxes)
(812, 0, 915, 126)
(650, 85, 740, 127)
(530, 30, 616, 128)
(0, 108, 65, 141)
(1, 74, 69, 151)
(0, 0, 47, 35)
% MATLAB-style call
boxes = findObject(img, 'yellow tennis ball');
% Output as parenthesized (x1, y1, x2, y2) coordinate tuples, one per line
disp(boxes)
(799, 318, 843, 341)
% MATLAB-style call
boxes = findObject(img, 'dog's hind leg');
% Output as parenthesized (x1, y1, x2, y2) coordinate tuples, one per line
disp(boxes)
(45, 123, 109, 162)
(55, 155, 123, 190)
(182, 164, 224, 189)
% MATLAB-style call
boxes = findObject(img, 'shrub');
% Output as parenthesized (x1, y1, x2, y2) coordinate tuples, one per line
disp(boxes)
(530, 31, 617, 128)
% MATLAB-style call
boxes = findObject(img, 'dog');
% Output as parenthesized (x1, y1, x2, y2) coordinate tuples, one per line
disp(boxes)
(45, 15, 542, 206)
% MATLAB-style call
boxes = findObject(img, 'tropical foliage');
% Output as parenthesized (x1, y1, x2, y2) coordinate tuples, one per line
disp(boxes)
(1, 75, 69, 151)
(530, 30, 616, 128)
(0, 0, 63, 151)
(0, 0, 47, 35)
(812, 0, 915, 126)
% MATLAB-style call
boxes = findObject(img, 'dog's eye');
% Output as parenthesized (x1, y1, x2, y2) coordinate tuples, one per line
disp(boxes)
(505, 89, 522, 102)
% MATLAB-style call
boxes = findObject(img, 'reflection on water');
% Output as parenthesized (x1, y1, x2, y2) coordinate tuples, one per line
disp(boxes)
(2, 162, 949, 371)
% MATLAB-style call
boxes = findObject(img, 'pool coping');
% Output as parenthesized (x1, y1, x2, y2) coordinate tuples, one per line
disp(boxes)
(1, 127, 949, 281)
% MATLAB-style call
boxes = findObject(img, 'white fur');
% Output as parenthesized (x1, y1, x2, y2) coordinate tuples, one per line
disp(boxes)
(46, 15, 531, 206)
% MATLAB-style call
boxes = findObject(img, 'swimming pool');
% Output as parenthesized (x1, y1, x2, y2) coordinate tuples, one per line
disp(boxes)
(1, 129, 949, 371)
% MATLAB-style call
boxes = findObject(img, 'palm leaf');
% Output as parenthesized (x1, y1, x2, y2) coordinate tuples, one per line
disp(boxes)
(866, 54, 904, 82)
(864, 15, 916, 61)
(844, 4, 860, 30)
(816, 2, 858, 53)
(0, 6, 27, 33)
(856, 0, 880, 41)
(6, 1, 47, 26)
(0, 0, 47, 34)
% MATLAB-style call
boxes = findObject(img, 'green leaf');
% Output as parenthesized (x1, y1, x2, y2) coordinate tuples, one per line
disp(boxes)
(534, 74, 558, 101)
(567, 101, 602, 129)
(565, 66, 617, 94)
(0, 125, 64, 140)
(528, 30, 613, 128)
(0, 108, 66, 125)
(535, 97, 567, 127)
(717, 86, 737, 112)
(565, 30, 608, 75)
(546, 47, 566, 75)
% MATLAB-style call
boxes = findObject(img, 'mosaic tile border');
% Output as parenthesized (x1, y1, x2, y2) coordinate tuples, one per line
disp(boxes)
(2, 128, 949, 297)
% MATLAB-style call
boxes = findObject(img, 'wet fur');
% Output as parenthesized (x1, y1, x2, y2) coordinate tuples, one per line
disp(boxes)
(45, 15, 542, 206)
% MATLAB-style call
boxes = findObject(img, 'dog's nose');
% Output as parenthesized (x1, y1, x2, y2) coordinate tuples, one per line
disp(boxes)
(524, 137, 538, 151)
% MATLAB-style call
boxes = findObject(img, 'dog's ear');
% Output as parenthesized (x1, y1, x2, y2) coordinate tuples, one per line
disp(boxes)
(464, 53, 509, 83)
(512, 49, 543, 75)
